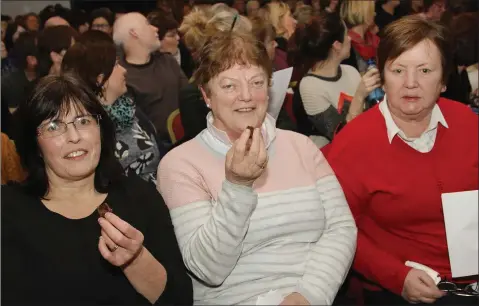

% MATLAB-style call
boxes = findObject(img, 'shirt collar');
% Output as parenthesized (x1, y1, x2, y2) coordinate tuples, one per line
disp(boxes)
(379, 94, 449, 144)
(205, 111, 276, 150)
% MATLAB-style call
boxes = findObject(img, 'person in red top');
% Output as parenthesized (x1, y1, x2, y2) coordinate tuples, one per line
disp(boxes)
(327, 16, 479, 305)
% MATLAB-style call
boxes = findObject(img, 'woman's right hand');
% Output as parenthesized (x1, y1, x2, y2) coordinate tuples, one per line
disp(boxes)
(356, 67, 382, 99)
(401, 269, 445, 304)
(225, 127, 268, 187)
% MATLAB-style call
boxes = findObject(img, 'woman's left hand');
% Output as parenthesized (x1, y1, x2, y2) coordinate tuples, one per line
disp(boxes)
(280, 293, 310, 305)
(98, 212, 145, 267)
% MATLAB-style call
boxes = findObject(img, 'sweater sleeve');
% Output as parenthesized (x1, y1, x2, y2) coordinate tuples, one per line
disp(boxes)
(294, 139, 357, 305)
(157, 156, 258, 286)
(327, 131, 411, 296)
(128, 175, 193, 305)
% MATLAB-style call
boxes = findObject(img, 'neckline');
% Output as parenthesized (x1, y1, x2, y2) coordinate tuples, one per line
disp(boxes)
(307, 66, 342, 82)
(123, 53, 154, 68)
(37, 192, 110, 222)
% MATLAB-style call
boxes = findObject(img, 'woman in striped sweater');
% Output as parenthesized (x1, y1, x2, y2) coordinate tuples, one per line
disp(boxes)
(157, 29, 357, 305)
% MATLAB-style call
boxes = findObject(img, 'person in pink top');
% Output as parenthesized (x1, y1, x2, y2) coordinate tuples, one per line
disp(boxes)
(157, 30, 357, 305)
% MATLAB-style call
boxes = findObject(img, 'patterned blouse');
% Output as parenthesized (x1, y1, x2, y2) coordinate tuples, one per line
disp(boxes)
(115, 115, 161, 185)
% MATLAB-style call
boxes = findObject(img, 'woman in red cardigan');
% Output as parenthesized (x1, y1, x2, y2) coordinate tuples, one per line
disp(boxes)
(327, 16, 478, 305)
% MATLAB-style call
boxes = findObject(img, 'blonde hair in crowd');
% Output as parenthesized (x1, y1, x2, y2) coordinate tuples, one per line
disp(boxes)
(340, 0, 375, 28)
(180, 5, 252, 54)
(263, 1, 291, 38)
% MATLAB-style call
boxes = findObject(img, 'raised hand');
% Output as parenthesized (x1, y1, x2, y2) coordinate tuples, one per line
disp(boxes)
(225, 127, 268, 187)
(98, 212, 145, 267)
(356, 67, 382, 99)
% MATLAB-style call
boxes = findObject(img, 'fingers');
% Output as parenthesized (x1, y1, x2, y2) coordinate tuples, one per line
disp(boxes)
(98, 236, 113, 260)
(418, 274, 444, 299)
(104, 212, 142, 241)
(247, 128, 261, 160)
(418, 296, 437, 304)
(101, 229, 118, 251)
(99, 215, 136, 250)
(232, 128, 252, 163)
(256, 132, 268, 167)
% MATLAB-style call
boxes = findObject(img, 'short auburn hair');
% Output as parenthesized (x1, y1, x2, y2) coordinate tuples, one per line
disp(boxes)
(378, 15, 453, 84)
(193, 31, 272, 96)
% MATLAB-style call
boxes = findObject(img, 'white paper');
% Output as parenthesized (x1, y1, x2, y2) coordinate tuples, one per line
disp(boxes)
(441, 190, 478, 278)
(268, 67, 294, 120)
(256, 290, 284, 305)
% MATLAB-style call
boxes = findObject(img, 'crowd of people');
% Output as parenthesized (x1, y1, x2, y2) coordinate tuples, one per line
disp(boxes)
(1, 0, 478, 305)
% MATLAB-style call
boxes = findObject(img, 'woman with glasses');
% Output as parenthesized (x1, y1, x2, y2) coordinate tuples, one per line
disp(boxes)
(62, 30, 164, 185)
(89, 8, 114, 36)
(1, 73, 193, 305)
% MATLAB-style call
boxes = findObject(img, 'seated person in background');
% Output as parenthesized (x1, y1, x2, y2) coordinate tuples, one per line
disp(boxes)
(147, 11, 180, 64)
(262, 1, 298, 71)
(44, 15, 70, 28)
(36, 25, 79, 78)
(113, 13, 188, 143)
(340, 0, 379, 74)
(62, 30, 164, 185)
(443, 11, 478, 105)
(147, 10, 195, 79)
(327, 16, 478, 305)
(89, 8, 114, 36)
(297, 13, 380, 147)
(1, 31, 38, 111)
(417, 0, 446, 21)
(2, 73, 193, 305)
(158, 30, 357, 305)
(374, 0, 401, 36)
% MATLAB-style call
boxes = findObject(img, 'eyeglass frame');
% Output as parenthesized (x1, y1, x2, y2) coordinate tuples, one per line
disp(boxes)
(437, 280, 479, 297)
(36, 114, 102, 139)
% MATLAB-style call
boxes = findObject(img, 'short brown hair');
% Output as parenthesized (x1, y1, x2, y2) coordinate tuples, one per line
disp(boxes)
(62, 30, 117, 97)
(193, 31, 272, 96)
(147, 10, 179, 40)
(378, 15, 453, 84)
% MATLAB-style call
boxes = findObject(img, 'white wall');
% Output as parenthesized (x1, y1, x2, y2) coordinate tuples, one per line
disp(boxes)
(1, 1, 71, 17)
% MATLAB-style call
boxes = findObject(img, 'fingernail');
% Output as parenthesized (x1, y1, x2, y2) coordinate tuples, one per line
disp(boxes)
(98, 218, 103, 224)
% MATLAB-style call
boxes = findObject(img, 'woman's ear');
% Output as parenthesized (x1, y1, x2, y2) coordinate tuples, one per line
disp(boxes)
(97, 74, 105, 86)
(332, 40, 342, 53)
(199, 86, 211, 108)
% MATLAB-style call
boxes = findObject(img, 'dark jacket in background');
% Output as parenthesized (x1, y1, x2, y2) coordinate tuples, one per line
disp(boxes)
(120, 52, 188, 142)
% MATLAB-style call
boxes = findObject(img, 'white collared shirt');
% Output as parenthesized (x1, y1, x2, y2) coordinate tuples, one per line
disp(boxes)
(378, 96, 448, 153)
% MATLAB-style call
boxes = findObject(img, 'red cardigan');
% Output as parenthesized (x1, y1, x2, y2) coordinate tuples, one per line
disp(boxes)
(327, 98, 478, 296)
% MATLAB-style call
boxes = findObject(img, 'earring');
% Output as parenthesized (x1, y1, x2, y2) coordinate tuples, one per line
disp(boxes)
(206, 104, 211, 108)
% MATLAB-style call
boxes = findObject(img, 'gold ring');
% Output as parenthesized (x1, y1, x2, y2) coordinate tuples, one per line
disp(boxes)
(111, 244, 119, 252)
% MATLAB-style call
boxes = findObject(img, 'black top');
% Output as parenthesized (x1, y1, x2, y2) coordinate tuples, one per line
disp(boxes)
(178, 83, 209, 144)
(375, 5, 398, 36)
(1, 69, 35, 108)
(1, 174, 193, 305)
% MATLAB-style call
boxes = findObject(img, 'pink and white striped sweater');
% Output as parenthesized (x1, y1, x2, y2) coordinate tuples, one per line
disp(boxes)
(158, 114, 357, 305)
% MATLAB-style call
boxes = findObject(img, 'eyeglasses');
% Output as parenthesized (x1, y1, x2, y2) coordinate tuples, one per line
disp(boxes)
(438, 281, 479, 297)
(37, 115, 101, 139)
(92, 24, 110, 30)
